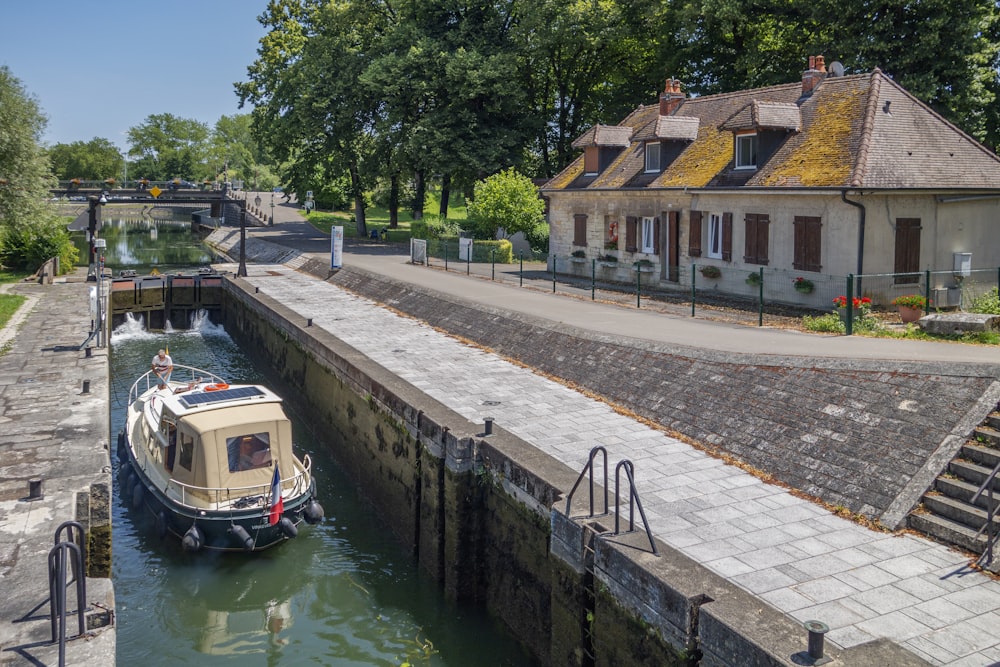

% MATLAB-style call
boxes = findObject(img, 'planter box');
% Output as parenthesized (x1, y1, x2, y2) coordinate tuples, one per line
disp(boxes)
(598, 261, 619, 268)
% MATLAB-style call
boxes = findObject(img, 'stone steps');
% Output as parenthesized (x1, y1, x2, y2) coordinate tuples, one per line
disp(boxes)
(908, 410, 1000, 565)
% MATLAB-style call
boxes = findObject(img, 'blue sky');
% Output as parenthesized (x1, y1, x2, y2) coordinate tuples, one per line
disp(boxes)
(1, 1, 269, 150)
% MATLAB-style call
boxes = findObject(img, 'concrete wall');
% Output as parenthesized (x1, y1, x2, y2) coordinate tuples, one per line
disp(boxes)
(220, 276, 926, 666)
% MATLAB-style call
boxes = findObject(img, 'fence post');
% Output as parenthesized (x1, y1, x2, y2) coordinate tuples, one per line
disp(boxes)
(846, 274, 855, 336)
(444, 240, 448, 271)
(467, 243, 471, 275)
(757, 267, 764, 326)
(591, 259, 596, 300)
(519, 252, 523, 286)
(552, 256, 556, 293)
(691, 265, 697, 317)
(924, 269, 931, 314)
(636, 268, 641, 308)
(491, 248, 495, 280)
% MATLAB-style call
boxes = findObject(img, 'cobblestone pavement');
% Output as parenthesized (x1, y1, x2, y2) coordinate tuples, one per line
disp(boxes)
(238, 262, 1000, 666)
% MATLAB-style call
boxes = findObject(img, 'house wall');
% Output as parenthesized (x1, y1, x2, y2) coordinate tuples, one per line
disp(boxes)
(548, 189, 1000, 306)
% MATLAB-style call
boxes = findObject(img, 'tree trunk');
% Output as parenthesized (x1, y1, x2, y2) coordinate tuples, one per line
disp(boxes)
(389, 173, 399, 228)
(438, 173, 450, 218)
(412, 169, 425, 220)
(349, 161, 367, 236)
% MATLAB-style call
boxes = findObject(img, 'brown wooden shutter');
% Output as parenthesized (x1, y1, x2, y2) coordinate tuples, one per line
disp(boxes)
(744, 213, 770, 265)
(894, 218, 921, 284)
(793, 216, 822, 271)
(625, 216, 637, 252)
(668, 211, 680, 281)
(584, 147, 598, 174)
(573, 214, 587, 247)
(689, 210, 702, 257)
(652, 216, 661, 255)
(722, 212, 732, 261)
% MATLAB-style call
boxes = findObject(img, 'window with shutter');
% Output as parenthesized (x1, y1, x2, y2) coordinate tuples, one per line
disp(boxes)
(722, 213, 733, 261)
(743, 213, 770, 265)
(793, 216, 822, 272)
(625, 216, 638, 252)
(689, 211, 702, 257)
(584, 147, 598, 175)
(894, 218, 921, 284)
(707, 213, 724, 259)
(573, 214, 587, 247)
(641, 217, 656, 253)
(667, 211, 679, 281)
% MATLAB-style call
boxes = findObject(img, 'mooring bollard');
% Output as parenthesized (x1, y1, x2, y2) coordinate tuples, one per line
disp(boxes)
(804, 620, 830, 661)
(306, 318, 312, 327)
(82, 380, 90, 394)
(484, 417, 494, 435)
(85, 348, 92, 358)
(28, 478, 43, 500)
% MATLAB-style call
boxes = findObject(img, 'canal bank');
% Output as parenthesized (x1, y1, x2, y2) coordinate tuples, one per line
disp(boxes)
(0, 270, 115, 665)
(216, 261, 967, 666)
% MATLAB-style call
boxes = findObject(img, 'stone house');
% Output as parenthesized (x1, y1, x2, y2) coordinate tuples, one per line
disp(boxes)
(542, 56, 1000, 307)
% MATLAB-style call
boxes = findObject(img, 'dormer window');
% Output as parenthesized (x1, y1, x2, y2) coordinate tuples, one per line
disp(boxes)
(584, 147, 599, 175)
(735, 133, 758, 169)
(645, 142, 661, 173)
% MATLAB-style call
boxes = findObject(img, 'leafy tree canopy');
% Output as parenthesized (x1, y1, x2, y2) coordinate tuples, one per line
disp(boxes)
(466, 168, 544, 240)
(48, 138, 123, 181)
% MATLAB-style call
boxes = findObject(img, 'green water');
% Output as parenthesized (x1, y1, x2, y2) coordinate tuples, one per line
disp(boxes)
(104, 218, 537, 666)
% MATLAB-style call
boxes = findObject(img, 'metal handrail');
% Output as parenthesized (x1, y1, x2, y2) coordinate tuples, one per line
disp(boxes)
(972, 459, 1000, 567)
(565, 447, 608, 517)
(48, 541, 86, 665)
(163, 454, 312, 510)
(128, 364, 225, 404)
(613, 460, 659, 556)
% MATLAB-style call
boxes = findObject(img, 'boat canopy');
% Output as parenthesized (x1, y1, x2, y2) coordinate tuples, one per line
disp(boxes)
(175, 402, 296, 493)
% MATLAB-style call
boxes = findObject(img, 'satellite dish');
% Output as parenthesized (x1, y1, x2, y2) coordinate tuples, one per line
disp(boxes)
(829, 61, 845, 77)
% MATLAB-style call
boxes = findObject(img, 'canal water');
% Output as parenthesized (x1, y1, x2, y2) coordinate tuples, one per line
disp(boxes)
(94, 214, 537, 666)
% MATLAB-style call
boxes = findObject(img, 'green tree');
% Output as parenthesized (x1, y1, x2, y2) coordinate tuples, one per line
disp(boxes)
(466, 168, 544, 239)
(126, 113, 211, 181)
(48, 138, 124, 182)
(0, 67, 77, 272)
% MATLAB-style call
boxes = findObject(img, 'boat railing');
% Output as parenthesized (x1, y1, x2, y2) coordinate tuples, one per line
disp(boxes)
(165, 454, 313, 511)
(128, 364, 226, 404)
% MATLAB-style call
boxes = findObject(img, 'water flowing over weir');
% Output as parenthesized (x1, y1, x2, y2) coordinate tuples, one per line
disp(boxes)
(109, 308, 536, 665)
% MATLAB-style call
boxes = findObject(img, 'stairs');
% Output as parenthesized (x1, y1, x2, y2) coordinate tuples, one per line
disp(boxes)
(908, 408, 1000, 563)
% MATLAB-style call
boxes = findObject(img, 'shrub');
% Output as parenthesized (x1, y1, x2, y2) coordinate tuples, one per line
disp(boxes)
(969, 287, 1000, 314)
(0, 218, 79, 273)
(700, 265, 721, 278)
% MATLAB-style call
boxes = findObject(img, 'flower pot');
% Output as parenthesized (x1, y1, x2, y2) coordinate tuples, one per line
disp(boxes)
(897, 305, 923, 323)
(794, 285, 814, 294)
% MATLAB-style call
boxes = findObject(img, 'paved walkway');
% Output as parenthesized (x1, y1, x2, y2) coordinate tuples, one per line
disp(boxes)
(228, 198, 1000, 665)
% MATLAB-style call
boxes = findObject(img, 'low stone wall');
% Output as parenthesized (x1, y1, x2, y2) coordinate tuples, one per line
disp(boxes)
(220, 276, 926, 666)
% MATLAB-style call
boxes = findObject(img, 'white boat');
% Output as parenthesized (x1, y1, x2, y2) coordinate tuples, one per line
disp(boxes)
(118, 364, 323, 552)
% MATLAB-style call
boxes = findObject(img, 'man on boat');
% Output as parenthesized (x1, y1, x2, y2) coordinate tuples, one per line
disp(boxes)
(152, 349, 173, 389)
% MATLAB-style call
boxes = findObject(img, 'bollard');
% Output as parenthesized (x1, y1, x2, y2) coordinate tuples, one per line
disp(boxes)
(82, 380, 90, 394)
(306, 318, 312, 327)
(484, 418, 494, 435)
(28, 478, 43, 500)
(804, 620, 830, 661)
(85, 347, 92, 358)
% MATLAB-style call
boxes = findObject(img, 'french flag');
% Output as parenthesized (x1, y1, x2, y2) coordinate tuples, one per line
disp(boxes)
(269, 463, 283, 525)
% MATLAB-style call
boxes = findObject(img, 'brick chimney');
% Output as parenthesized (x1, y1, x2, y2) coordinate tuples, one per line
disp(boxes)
(802, 55, 827, 96)
(659, 79, 686, 115)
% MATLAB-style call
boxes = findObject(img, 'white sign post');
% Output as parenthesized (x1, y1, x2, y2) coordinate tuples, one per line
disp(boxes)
(331, 226, 344, 269)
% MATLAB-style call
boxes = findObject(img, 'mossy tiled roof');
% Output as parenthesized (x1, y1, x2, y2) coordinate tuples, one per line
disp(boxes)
(544, 71, 1000, 193)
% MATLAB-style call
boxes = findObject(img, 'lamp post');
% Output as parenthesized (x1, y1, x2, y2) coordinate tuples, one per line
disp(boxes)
(87, 193, 107, 281)
(238, 199, 248, 277)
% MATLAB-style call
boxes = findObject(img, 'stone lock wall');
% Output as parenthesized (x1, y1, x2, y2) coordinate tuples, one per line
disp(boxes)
(220, 276, 928, 667)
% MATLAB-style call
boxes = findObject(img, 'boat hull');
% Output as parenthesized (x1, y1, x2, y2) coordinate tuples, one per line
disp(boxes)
(119, 431, 319, 553)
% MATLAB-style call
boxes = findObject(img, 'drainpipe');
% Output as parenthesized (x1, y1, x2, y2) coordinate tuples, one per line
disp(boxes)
(841, 190, 866, 296)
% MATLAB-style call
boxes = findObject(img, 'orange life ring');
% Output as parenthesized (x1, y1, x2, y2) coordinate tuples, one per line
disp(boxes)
(205, 383, 229, 392)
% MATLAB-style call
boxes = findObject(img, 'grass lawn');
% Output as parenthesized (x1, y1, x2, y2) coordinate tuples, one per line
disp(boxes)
(0, 293, 26, 330)
(304, 191, 468, 243)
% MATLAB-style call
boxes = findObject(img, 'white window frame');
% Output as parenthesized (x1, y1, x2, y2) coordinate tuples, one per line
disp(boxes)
(645, 142, 661, 173)
(735, 133, 758, 169)
(641, 217, 656, 254)
(707, 213, 723, 259)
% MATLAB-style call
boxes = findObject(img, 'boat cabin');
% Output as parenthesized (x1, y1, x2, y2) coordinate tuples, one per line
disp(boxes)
(139, 386, 299, 507)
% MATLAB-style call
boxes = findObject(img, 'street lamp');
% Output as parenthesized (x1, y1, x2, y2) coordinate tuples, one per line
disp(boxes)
(87, 192, 108, 281)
